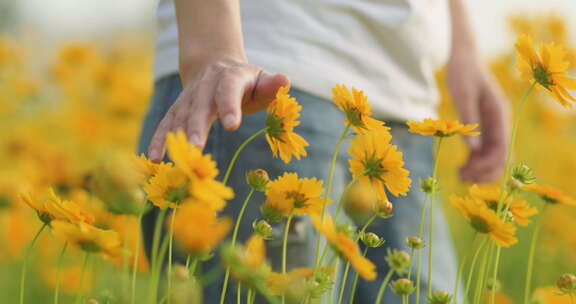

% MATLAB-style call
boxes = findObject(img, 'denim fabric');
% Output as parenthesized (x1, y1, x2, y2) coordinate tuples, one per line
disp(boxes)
(137, 74, 458, 303)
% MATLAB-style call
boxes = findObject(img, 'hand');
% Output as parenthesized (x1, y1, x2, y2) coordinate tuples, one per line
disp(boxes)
(446, 53, 510, 183)
(147, 59, 290, 161)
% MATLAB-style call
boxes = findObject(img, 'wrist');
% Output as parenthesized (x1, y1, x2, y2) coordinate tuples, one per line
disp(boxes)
(179, 50, 247, 84)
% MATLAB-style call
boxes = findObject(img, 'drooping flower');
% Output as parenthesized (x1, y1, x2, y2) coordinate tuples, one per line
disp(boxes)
(265, 86, 309, 163)
(523, 184, 576, 206)
(450, 195, 517, 247)
(468, 184, 538, 226)
(347, 128, 411, 201)
(51, 220, 122, 258)
(261, 172, 326, 218)
(222, 234, 269, 285)
(171, 203, 231, 255)
(20, 188, 95, 225)
(311, 215, 376, 280)
(407, 118, 480, 137)
(331, 84, 385, 133)
(515, 34, 576, 107)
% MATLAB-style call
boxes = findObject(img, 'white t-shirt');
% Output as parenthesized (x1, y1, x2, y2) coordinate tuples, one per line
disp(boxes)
(155, 0, 451, 121)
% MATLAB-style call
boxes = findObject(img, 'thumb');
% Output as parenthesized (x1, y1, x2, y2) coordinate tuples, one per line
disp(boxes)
(242, 71, 290, 113)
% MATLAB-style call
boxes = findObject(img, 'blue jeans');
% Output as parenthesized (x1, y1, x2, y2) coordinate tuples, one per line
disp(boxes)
(138, 74, 458, 303)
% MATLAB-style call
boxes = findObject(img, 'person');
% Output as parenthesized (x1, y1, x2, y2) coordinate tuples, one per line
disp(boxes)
(137, 0, 509, 302)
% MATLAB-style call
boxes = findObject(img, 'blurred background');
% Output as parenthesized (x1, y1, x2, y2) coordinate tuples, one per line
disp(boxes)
(1, 0, 575, 303)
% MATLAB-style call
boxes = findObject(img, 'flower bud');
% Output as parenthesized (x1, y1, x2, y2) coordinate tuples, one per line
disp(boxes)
(420, 177, 438, 194)
(406, 236, 425, 249)
(376, 200, 393, 219)
(253, 220, 273, 240)
(360, 232, 385, 248)
(246, 169, 269, 192)
(557, 273, 576, 294)
(344, 183, 378, 222)
(390, 278, 415, 296)
(260, 203, 283, 222)
(385, 248, 411, 275)
(486, 278, 501, 291)
(428, 290, 452, 304)
(174, 264, 190, 282)
(510, 163, 536, 190)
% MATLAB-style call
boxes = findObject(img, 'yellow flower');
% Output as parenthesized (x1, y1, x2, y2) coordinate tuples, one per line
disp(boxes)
(267, 268, 315, 295)
(144, 166, 189, 209)
(523, 184, 576, 206)
(225, 234, 269, 283)
(515, 34, 576, 107)
(468, 184, 538, 226)
(331, 84, 385, 133)
(347, 128, 411, 201)
(171, 203, 231, 255)
(262, 172, 326, 217)
(450, 195, 517, 247)
(20, 188, 95, 225)
(265, 86, 309, 163)
(311, 215, 376, 280)
(133, 153, 172, 181)
(166, 130, 233, 208)
(51, 220, 122, 258)
(407, 118, 480, 137)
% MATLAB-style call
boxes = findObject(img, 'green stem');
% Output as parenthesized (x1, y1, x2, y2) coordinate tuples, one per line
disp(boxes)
(237, 283, 242, 304)
(314, 125, 350, 269)
(523, 204, 547, 304)
(220, 188, 255, 304)
(131, 211, 144, 304)
(148, 208, 168, 304)
(357, 214, 377, 240)
(75, 252, 91, 304)
(427, 137, 444, 297)
(54, 242, 68, 304)
(402, 295, 408, 304)
(166, 209, 177, 304)
(281, 213, 294, 304)
(247, 288, 254, 304)
(329, 259, 340, 304)
(189, 257, 198, 276)
(337, 262, 352, 304)
(415, 195, 430, 304)
(464, 238, 488, 302)
(473, 246, 489, 304)
(222, 127, 268, 185)
(374, 269, 394, 304)
(19, 222, 47, 304)
(348, 247, 369, 304)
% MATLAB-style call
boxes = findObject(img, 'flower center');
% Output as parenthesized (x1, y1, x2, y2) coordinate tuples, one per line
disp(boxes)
(345, 108, 365, 129)
(470, 216, 491, 234)
(286, 191, 308, 208)
(533, 64, 554, 88)
(362, 154, 387, 180)
(265, 113, 286, 141)
(166, 185, 189, 204)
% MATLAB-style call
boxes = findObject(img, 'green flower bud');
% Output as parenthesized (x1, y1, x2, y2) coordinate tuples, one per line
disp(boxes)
(360, 232, 385, 248)
(557, 273, 576, 294)
(260, 204, 282, 222)
(428, 291, 452, 304)
(246, 169, 269, 192)
(385, 248, 411, 275)
(510, 163, 536, 188)
(420, 177, 438, 194)
(252, 220, 273, 240)
(390, 278, 415, 296)
(406, 236, 425, 249)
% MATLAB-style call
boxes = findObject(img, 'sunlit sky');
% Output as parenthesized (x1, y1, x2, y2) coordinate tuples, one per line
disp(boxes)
(14, 0, 576, 58)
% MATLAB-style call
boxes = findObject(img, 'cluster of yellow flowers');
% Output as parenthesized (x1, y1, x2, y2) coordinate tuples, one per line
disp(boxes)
(1, 13, 576, 304)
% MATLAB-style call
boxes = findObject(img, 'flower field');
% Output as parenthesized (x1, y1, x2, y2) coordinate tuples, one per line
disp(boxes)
(1, 13, 576, 304)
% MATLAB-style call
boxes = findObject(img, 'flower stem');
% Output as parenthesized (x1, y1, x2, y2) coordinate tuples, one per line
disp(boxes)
(220, 188, 255, 304)
(166, 209, 177, 304)
(314, 125, 350, 269)
(463, 236, 488, 302)
(131, 211, 144, 304)
(148, 208, 168, 304)
(523, 204, 547, 304)
(337, 262, 351, 304)
(19, 222, 47, 304)
(415, 195, 430, 304)
(427, 137, 444, 297)
(281, 213, 294, 304)
(54, 242, 68, 304)
(222, 127, 268, 185)
(374, 269, 394, 304)
(75, 252, 91, 304)
(473, 246, 489, 304)
(348, 246, 369, 304)
(237, 283, 242, 304)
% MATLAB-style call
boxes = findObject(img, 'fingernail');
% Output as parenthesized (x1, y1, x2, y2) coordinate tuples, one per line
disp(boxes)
(223, 114, 238, 128)
(189, 134, 201, 147)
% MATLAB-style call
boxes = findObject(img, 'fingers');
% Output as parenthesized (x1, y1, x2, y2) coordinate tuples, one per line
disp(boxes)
(243, 71, 290, 113)
(148, 108, 175, 162)
(214, 70, 249, 131)
(185, 82, 218, 149)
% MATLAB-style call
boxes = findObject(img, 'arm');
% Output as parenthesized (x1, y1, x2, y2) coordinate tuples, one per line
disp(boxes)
(447, 0, 509, 182)
(148, 0, 289, 160)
